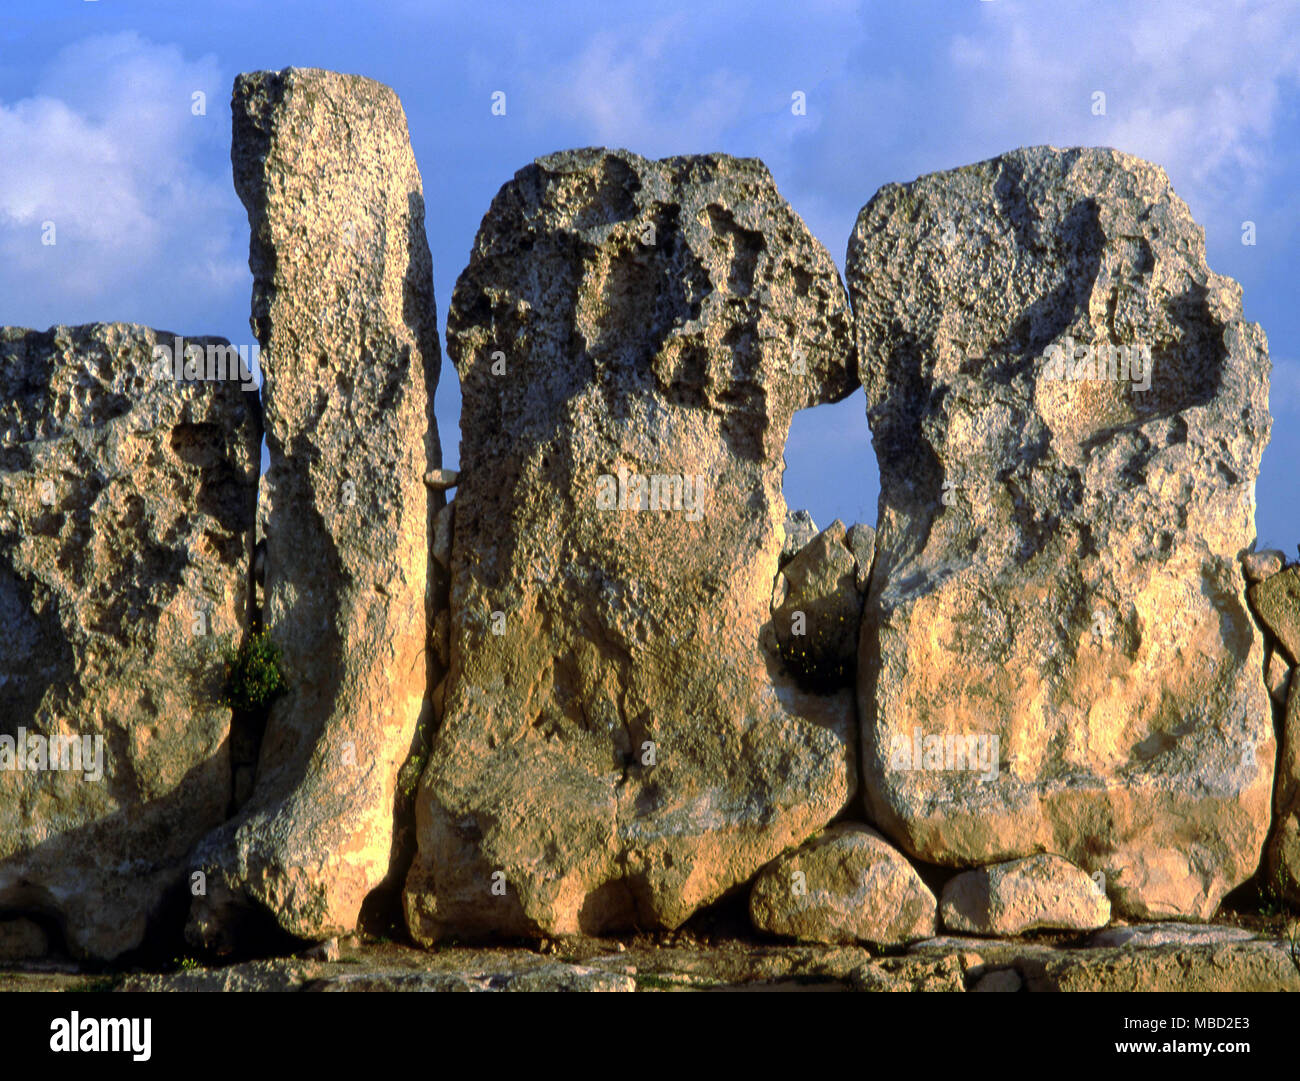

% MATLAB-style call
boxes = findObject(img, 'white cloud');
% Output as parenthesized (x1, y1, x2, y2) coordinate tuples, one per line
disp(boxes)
(772, 0, 1300, 275)
(522, 18, 756, 156)
(0, 32, 244, 331)
(943, 0, 1300, 221)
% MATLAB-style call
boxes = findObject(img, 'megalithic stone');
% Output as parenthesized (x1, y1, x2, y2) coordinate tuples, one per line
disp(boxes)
(1265, 672, 1300, 903)
(187, 68, 441, 949)
(403, 148, 858, 944)
(847, 146, 1273, 919)
(0, 323, 259, 960)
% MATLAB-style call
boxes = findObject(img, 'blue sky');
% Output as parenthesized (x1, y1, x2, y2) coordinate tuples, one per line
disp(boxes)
(2, 1, 1297, 542)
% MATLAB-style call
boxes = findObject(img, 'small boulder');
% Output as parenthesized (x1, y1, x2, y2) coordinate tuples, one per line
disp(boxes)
(1243, 549, 1285, 584)
(302, 937, 340, 963)
(940, 854, 1110, 936)
(749, 823, 937, 946)
(972, 968, 1022, 992)
(425, 469, 459, 490)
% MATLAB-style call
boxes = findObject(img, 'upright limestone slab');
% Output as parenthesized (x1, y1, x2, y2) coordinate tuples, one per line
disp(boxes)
(848, 147, 1273, 919)
(1265, 673, 1300, 901)
(404, 148, 858, 942)
(0, 324, 259, 959)
(188, 69, 441, 947)
(1244, 564, 1300, 899)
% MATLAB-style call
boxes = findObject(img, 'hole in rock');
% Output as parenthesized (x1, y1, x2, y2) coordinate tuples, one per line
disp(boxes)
(770, 386, 879, 695)
(781, 386, 877, 536)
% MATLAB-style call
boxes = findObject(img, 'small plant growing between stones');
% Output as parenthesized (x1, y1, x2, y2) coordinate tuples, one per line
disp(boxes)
(397, 713, 434, 801)
(220, 631, 287, 714)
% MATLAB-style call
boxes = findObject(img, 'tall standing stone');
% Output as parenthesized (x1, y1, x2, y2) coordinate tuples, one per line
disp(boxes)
(0, 323, 259, 959)
(1244, 565, 1300, 900)
(403, 148, 858, 943)
(188, 69, 442, 948)
(847, 147, 1273, 919)
(1265, 674, 1300, 901)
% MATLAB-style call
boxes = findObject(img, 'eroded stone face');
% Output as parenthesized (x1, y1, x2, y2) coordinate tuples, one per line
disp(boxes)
(404, 147, 858, 943)
(188, 67, 442, 949)
(0, 323, 259, 960)
(848, 146, 1273, 920)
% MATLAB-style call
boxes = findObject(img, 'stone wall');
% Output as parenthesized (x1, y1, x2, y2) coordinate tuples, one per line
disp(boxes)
(0, 68, 1289, 963)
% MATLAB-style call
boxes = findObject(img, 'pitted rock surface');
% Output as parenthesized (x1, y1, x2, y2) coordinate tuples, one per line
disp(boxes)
(188, 68, 443, 949)
(405, 147, 859, 943)
(848, 146, 1273, 919)
(0, 323, 258, 960)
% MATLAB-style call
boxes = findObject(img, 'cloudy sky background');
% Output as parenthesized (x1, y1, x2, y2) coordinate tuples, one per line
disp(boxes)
(2, 0, 1297, 542)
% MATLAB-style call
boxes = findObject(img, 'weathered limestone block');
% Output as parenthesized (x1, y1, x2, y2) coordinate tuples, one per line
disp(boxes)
(1266, 650, 1291, 706)
(1264, 674, 1300, 902)
(1089, 923, 1256, 948)
(0, 323, 259, 959)
(849, 146, 1273, 919)
(1249, 566, 1300, 663)
(188, 68, 442, 949)
(432, 503, 453, 570)
(771, 520, 863, 691)
(846, 522, 876, 591)
(404, 147, 858, 943)
(939, 854, 1110, 936)
(749, 823, 937, 945)
(1019, 940, 1300, 992)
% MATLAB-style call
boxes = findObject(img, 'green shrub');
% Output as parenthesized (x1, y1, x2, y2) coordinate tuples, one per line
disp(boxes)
(1259, 864, 1298, 912)
(221, 631, 287, 713)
